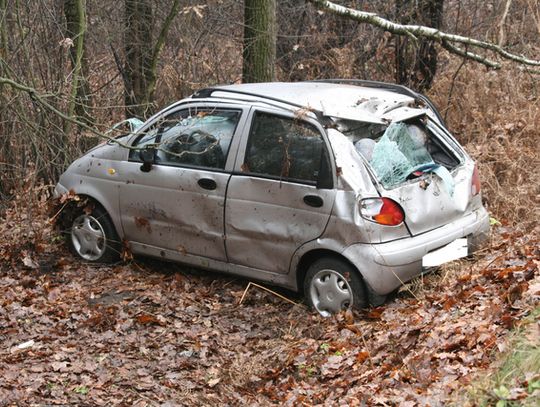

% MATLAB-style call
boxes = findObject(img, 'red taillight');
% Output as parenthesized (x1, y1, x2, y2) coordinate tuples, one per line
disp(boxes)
(360, 198, 405, 226)
(471, 164, 481, 196)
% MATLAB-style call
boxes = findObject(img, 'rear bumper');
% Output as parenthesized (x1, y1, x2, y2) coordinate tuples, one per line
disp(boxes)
(342, 207, 490, 295)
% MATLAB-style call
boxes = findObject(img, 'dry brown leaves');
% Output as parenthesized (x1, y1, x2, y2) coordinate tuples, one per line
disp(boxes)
(0, 191, 539, 406)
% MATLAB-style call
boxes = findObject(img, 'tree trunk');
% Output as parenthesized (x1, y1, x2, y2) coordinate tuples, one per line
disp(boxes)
(394, 0, 444, 92)
(0, 0, 8, 92)
(64, 0, 92, 131)
(123, 0, 180, 119)
(0, 0, 8, 197)
(242, 0, 277, 83)
(124, 0, 153, 118)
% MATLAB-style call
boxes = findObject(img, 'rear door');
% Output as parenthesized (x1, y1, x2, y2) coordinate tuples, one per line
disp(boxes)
(225, 109, 336, 274)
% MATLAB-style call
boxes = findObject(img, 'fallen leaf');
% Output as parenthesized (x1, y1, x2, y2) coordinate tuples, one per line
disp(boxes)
(21, 253, 38, 269)
(207, 377, 221, 387)
(136, 313, 164, 326)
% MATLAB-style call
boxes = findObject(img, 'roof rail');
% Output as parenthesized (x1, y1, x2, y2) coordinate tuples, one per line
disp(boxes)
(191, 87, 330, 122)
(192, 87, 315, 112)
(309, 79, 446, 126)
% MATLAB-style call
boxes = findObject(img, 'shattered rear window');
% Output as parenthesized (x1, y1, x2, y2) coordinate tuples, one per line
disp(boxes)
(369, 122, 434, 188)
(336, 118, 460, 192)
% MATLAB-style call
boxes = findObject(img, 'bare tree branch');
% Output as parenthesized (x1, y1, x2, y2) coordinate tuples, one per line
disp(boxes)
(441, 40, 499, 69)
(144, 0, 182, 105)
(150, 0, 182, 74)
(0, 76, 226, 162)
(307, 0, 540, 69)
(0, 76, 129, 147)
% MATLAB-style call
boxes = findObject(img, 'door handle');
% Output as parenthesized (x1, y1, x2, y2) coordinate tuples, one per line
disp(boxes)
(303, 195, 324, 208)
(198, 178, 217, 190)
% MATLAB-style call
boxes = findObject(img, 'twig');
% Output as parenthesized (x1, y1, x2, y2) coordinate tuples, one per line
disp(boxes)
(360, 330, 375, 370)
(238, 282, 299, 306)
(498, 0, 513, 47)
(0, 76, 131, 147)
(444, 51, 467, 122)
(48, 201, 69, 223)
(389, 268, 421, 302)
(239, 283, 251, 305)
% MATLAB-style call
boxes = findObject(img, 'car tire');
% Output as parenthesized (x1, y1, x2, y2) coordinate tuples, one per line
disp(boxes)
(304, 257, 367, 317)
(68, 205, 120, 263)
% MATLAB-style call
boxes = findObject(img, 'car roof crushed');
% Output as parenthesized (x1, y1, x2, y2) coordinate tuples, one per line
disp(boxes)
(192, 81, 431, 125)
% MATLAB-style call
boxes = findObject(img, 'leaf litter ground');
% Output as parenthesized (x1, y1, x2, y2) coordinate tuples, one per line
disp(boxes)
(0, 196, 538, 406)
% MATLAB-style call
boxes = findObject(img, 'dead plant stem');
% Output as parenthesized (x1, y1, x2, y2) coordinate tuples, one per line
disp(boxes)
(239, 282, 299, 306)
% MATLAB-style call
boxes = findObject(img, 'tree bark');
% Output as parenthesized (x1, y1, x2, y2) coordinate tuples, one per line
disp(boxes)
(64, 0, 92, 131)
(0, 0, 8, 197)
(0, 0, 8, 91)
(124, 0, 153, 118)
(124, 0, 181, 119)
(242, 0, 277, 83)
(394, 0, 444, 91)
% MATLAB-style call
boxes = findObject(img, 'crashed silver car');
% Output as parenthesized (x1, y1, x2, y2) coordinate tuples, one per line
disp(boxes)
(55, 80, 489, 316)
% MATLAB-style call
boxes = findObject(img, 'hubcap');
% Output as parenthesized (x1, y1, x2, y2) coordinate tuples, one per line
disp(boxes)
(309, 269, 353, 317)
(71, 214, 106, 261)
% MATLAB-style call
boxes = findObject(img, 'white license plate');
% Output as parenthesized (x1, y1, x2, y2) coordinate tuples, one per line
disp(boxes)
(422, 238, 468, 268)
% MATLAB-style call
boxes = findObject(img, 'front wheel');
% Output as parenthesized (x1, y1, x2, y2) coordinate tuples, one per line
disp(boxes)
(68, 206, 120, 263)
(304, 258, 367, 317)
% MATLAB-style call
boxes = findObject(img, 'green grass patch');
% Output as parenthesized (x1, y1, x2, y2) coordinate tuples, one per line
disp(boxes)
(459, 307, 540, 406)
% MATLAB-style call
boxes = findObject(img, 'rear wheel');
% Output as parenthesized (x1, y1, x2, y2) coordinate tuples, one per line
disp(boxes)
(68, 206, 120, 263)
(304, 257, 367, 317)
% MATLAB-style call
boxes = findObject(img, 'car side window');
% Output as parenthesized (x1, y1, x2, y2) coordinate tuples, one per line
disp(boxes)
(243, 111, 329, 184)
(130, 108, 241, 170)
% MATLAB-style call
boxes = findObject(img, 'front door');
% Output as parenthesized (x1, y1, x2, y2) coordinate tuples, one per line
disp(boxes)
(118, 104, 245, 261)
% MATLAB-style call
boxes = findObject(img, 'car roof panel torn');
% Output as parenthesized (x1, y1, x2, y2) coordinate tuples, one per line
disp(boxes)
(206, 82, 420, 124)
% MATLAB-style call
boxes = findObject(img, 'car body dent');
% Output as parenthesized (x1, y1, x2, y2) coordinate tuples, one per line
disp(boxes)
(381, 106, 430, 123)
(224, 106, 337, 274)
(325, 128, 412, 243)
(119, 164, 229, 261)
(130, 240, 299, 290)
(218, 82, 416, 124)
(341, 207, 489, 294)
(225, 176, 336, 274)
(56, 154, 123, 237)
(55, 81, 491, 298)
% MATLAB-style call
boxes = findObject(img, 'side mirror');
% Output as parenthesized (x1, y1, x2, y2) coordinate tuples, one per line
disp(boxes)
(139, 147, 155, 172)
